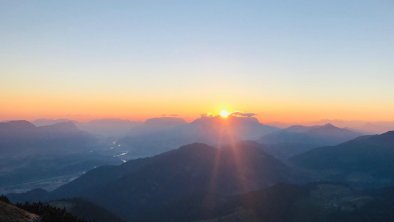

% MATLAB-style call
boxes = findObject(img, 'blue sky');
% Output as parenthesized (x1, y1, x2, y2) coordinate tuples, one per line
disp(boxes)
(0, 0, 393, 121)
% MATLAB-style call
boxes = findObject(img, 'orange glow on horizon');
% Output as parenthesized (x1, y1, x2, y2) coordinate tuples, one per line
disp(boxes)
(1, 91, 394, 123)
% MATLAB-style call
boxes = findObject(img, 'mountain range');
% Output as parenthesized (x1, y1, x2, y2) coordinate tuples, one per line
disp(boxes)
(0, 120, 121, 193)
(291, 131, 394, 188)
(120, 115, 278, 158)
(259, 123, 362, 160)
(9, 142, 300, 221)
(2, 118, 394, 221)
(0, 120, 94, 157)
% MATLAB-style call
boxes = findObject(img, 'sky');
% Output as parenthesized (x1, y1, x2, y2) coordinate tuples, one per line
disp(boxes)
(0, 0, 393, 123)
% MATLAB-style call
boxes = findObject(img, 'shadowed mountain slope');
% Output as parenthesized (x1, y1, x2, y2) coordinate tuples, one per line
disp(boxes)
(10, 142, 299, 221)
(0, 199, 39, 222)
(193, 183, 394, 222)
(291, 131, 394, 187)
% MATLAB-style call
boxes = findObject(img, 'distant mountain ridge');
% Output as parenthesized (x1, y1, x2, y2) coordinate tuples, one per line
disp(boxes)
(291, 131, 394, 187)
(76, 119, 139, 137)
(0, 120, 121, 193)
(144, 117, 187, 127)
(261, 123, 362, 146)
(120, 115, 278, 158)
(0, 120, 36, 131)
(0, 120, 94, 157)
(258, 123, 363, 159)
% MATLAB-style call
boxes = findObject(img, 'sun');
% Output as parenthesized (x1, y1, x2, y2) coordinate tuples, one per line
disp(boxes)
(219, 110, 230, 118)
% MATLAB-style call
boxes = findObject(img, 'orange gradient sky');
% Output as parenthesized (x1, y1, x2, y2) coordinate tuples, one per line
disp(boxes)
(1, 1, 393, 123)
(1, 88, 393, 123)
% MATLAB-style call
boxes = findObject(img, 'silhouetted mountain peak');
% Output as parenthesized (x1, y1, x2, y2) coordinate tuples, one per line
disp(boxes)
(381, 131, 394, 137)
(286, 125, 310, 133)
(345, 130, 394, 146)
(34, 142, 298, 222)
(154, 142, 216, 160)
(87, 119, 136, 124)
(319, 123, 338, 129)
(366, 130, 394, 144)
(37, 121, 82, 134)
(145, 117, 186, 127)
(49, 121, 79, 131)
(0, 120, 36, 131)
(177, 142, 213, 152)
(33, 118, 73, 126)
(315, 123, 345, 131)
(291, 130, 394, 187)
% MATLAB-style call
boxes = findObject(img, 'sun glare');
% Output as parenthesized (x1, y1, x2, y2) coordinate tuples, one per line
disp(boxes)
(219, 110, 230, 118)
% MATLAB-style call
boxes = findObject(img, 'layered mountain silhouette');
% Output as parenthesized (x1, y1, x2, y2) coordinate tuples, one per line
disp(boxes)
(3, 118, 394, 221)
(33, 118, 73, 126)
(0, 120, 94, 157)
(76, 119, 139, 138)
(144, 117, 187, 128)
(120, 116, 277, 158)
(291, 131, 394, 187)
(10, 142, 299, 221)
(259, 123, 362, 159)
(261, 123, 361, 145)
(0, 120, 120, 192)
